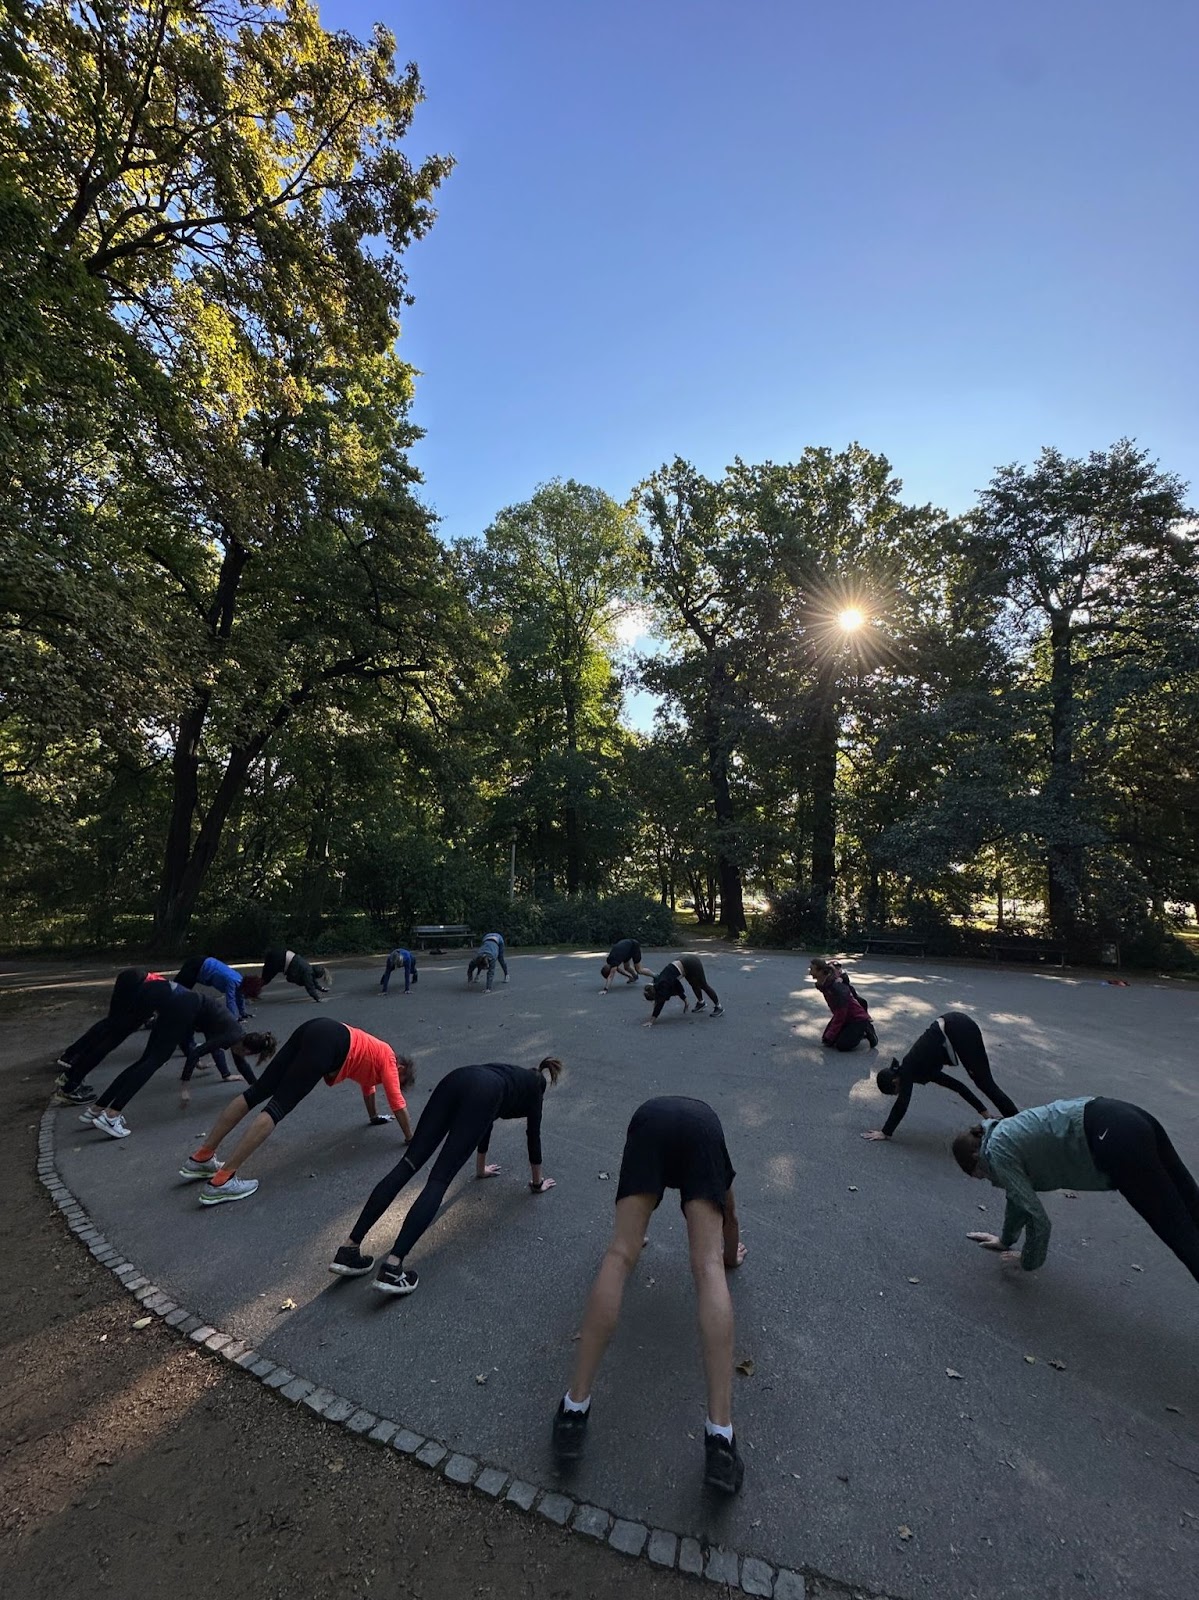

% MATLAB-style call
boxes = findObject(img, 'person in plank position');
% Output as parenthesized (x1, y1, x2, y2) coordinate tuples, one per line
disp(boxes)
(599, 938, 654, 993)
(643, 955, 723, 1024)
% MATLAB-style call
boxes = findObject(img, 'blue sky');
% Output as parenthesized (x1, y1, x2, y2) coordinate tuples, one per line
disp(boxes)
(324, 0, 1198, 547)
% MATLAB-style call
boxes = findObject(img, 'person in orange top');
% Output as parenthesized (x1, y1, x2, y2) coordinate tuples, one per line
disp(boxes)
(177, 1018, 414, 1206)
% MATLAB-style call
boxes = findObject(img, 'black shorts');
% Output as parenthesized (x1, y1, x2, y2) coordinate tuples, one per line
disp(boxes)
(243, 1017, 349, 1124)
(615, 1096, 735, 1214)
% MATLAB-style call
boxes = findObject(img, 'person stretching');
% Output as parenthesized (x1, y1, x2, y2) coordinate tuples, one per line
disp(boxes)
(810, 958, 877, 1051)
(82, 990, 276, 1139)
(954, 1097, 1199, 1282)
(379, 948, 418, 994)
(643, 955, 723, 1024)
(174, 955, 258, 1019)
(599, 938, 654, 993)
(551, 1096, 747, 1493)
(260, 947, 330, 1002)
(54, 968, 160, 1103)
(179, 1023, 278, 1104)
(179, 1018, 414, 1205)
(863, 1012, 1018, 1140)
(328, 1057, 560, 1295)
(466, 932, 508, 992)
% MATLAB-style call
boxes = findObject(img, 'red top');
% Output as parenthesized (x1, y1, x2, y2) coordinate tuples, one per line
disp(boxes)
(325, 1026, 406, 1113)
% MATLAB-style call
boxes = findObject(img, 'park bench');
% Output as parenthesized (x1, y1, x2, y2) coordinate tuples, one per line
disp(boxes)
(983, 939, 1066, 967)
(861, 931, 927, 958)
(412, 923, 473, 953)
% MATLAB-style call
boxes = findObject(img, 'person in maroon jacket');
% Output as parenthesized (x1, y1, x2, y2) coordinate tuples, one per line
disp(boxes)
(810, 958, 877, 1052)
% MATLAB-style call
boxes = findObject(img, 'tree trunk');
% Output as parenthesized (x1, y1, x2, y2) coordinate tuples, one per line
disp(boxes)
(809, 668, 839, 936)
(995, 873, 1005, 930)
(562, 685, 582, 895)
(703, 657, 746, 936)
(1045, 611, 1082, 945)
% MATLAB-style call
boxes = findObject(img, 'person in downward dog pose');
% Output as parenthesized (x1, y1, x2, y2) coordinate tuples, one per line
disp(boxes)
(810, 958, 877, 1052)
(81, 989, 276, 1139)
(863, 1011, 1018, 1140)
(599, 938, 654, 993)
(173, 955, 259, 1019)
(954, 1097, 1199, 1282)
(643, 955, 723, 1024)
(379, 947, 419, 994)
(551, 1096, 747, 1493)
(53, 968, 163, 1104)
(466, 932, 508, 992)
(328, 1057, 560, 1295)
(260, 947, 331, 1002)
(179, 1017, 413, 1205)
(178, 1021, 279, 1104)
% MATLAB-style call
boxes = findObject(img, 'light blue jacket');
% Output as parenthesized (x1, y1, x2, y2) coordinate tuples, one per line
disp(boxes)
(980, 1098, 1112, 1271)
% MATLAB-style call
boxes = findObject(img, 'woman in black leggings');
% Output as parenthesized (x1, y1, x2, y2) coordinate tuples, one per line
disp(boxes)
(329, 1057, 562, 1296)
(644, 956, 723, 1024)
(54, 970, 171, 1103)
(953, 1096, 1199, 1281)
(864, 1012, 1017, 1140)
(82, 990, 276, 1140)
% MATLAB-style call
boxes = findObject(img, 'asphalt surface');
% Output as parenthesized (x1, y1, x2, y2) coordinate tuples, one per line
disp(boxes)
(39, 950, 1199, 1600)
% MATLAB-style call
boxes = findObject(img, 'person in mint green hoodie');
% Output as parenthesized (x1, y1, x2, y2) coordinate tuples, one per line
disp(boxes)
(952, 1097, 1199, 1281)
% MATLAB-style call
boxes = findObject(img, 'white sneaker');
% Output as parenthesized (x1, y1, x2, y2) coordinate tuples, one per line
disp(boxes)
(199, 1175, 259, 1206)
(78, 1107, 99, 1125)
(94, 1111, 131, 1139)
(178, 1156, 221, 1181)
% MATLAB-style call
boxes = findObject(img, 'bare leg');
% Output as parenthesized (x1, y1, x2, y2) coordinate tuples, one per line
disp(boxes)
(195, 1092, 253, 1154)
(684, 1199, 735, 1427)
(567, 1195, 657, 1402)
(213, 1111, 276, 1177)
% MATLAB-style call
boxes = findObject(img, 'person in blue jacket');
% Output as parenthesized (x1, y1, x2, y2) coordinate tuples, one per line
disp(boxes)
(379, 948, 418, 994)
(174, 955, 257, 1019)
(953, 1097, 1199, 1282)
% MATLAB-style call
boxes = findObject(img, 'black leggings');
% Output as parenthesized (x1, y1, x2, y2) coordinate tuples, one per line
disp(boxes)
(61, 968, 151, 1083)
(94, 992, 203, 1112)
(944, 1015, 1018, 1117)
(1084, 1098, 1199, 1282)
(679, 955, 719, 1006)
(349, 1066, 504, 1261)
(242, 1017, 348, 1124)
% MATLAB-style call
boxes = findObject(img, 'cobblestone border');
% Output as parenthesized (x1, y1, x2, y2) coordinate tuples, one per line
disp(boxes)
(38, 1107, 809, 1599)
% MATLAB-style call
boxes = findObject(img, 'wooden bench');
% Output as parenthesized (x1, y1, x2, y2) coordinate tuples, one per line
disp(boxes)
(983, 939, 1066, 967)
(412, 923, 473, 953)
(861, 932, 927, 958)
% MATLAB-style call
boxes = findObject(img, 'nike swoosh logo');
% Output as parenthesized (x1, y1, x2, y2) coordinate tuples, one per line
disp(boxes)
(1098, 1130, 1107, 1140)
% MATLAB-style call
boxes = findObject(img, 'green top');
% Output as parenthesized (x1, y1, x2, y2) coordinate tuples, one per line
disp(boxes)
(980, 1098, 1113, 1271)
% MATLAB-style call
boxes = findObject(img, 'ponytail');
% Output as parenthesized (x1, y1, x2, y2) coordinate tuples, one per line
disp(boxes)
(537, 1056, 563, 1086)
(397, 1052, 416, 1090)
(952, 1124, 985, 1176)
(242, 1031, 278, 1064)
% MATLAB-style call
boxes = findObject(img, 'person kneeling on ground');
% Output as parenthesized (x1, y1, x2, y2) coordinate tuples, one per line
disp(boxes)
(379, 947, 418, 994)
(179, 1018, 414, 1206)
(954, 1097, 1199, 1282)
(260, 947, 331, 1002)
(643, 955, 723, 1024)
(810, 958, 876, 1051)
(329, 1057, 560, 1296)
(599, 938, 654, 993)
(863, 1011, 1018, 1140)
(466, 931, 508, 992)
(551, 1095, 747, 1493)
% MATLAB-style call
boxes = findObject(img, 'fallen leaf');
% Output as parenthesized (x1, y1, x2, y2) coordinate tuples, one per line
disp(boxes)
(946, 1368, 963, 1380)
(645, 1276, 656, 1287)
(1024, 1355, 1036, 1365)
(898, 1525, 913, 1541)
(475, 1373, 488, 1385)
(1131, 1264, 1144, 1272)
(907, 1277, 920, 1284)
(977, 1204, 987, 1212)
(848, 1185, 858, 1192)
(98, 1334, 107, 1343)
(597, 1172, 610, 1180)
(836, 1472, 850, 1483)
(327, 1459, 344, 1473)
(132, 1316, 152, 1330)
(1166, 1405, 1182, 1414)
(279, 1298, 296, 1311)
(736, 1357, 756, 1377)
(1049, 1360, 1066, 1371)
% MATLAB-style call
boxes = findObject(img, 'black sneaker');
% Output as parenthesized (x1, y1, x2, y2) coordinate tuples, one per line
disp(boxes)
(374, 1262, 419, 1296)
(552, 1399, 590, 1461)
(54, 1082, 95, 1105)
(693, 1000, 707, 1012)
(712, 1005, 725, 1018)
(866, 1024, 878, 1048)
(329, 1245, 375, 1278)
(703, 1431, 744, 1494)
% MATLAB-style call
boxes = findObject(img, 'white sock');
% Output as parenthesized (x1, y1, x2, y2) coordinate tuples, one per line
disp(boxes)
(705, 1418, 733, 1441)
(563, 1392, 590, 1414)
